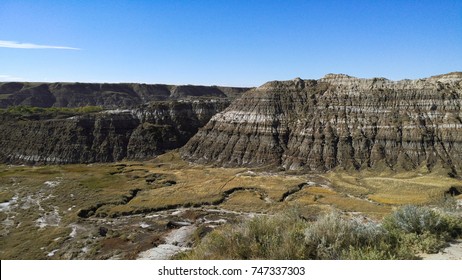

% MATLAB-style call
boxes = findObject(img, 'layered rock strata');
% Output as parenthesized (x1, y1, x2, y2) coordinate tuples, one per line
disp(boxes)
(0, 82, 250, 164)
(181, 73, 462, 174)
(0, 100, 230, 164)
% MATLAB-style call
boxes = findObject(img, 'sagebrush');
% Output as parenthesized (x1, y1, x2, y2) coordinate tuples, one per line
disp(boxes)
(178, 205, 462, 260)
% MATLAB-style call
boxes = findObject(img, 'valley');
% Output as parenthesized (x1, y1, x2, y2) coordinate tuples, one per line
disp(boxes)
(1, 151, 460, 259)
(1, 73, 462, 259)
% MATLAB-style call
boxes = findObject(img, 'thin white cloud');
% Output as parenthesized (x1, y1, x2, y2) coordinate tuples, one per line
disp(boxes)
(0, 40, 80, 50)
(0, 74, 25, 81)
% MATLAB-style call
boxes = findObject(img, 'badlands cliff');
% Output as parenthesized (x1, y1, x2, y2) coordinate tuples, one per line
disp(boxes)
(0, 82, 249, 164)
(181, 73, 462, 174)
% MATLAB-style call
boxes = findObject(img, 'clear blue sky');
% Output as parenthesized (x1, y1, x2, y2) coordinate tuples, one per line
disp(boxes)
(0, 0, 461, 86)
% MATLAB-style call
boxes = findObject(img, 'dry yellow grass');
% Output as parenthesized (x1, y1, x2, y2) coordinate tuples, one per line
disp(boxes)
(4, 151, 452, 219)
(324, 169, 459, 207)
(2, 152, 456, 219)
(322, 172, 370, 196)
(318, 196, 391, 217)
(286, 186, 391, 218)
(220, 190, 271, 213)
(112, 162, 306, 215)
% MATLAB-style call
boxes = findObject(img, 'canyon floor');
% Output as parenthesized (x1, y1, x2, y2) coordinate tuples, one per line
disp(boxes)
(0, 150, 461, 259)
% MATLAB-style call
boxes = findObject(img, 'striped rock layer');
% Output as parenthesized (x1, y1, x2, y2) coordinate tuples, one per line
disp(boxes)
(181, 72, 462, 174)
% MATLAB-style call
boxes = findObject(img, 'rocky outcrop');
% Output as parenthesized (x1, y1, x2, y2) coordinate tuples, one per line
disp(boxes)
(0, 100, 230, 164)
(0, 82, 250, 164)
(0, 82, 250, 109)
(181, 72, 462, 174)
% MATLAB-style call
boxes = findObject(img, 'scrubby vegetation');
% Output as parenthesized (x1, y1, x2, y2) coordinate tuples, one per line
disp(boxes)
(383, 205, 462, 254)
(175, 210, 308, 260)
(0, 105, 103, 118)
(178, 205, 462, 260)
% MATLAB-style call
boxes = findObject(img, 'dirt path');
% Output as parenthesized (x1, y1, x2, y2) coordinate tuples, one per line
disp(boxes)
(137, 225, 196, 260)
(421, 240, 462, 260)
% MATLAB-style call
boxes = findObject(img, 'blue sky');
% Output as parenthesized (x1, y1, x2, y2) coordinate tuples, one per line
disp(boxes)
(0, 0, 461, 86)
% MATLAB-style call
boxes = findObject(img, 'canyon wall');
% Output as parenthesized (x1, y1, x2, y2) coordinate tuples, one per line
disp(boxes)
(181, 73, 462, 174)
(0, 82, 250, 164)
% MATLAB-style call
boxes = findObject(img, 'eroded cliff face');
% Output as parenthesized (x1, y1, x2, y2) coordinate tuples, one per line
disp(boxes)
(181, 73, 462, 174)
(0, 82, 250, 164)
(0, 100, 230, 164)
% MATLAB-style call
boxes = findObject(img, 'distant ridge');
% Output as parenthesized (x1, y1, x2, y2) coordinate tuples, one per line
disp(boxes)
(0, 82, 251, 109)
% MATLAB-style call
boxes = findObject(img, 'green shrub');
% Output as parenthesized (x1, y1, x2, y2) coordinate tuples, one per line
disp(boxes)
(74, 106, 103, 114)
(302, 213, 413, 259)
(383, 205, 444, 235)
(304, 213, 356, 259)
(440, 213, 462, 238)
(384, 205, 462, 238)
(383, 205, 462, 254)
(2, 105, 103, 116)
(177, 211, 307, 259)
(342, 244, 408, 260)
(179, 206, 461, 260)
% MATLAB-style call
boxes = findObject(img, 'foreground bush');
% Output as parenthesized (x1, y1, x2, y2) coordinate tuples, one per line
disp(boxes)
(383, 205, 462, 253)
(177, 211, 307, 259)
(383, 205, 444, 235)
(178, 206, 462, 260)
(303, 213, 411, 259)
